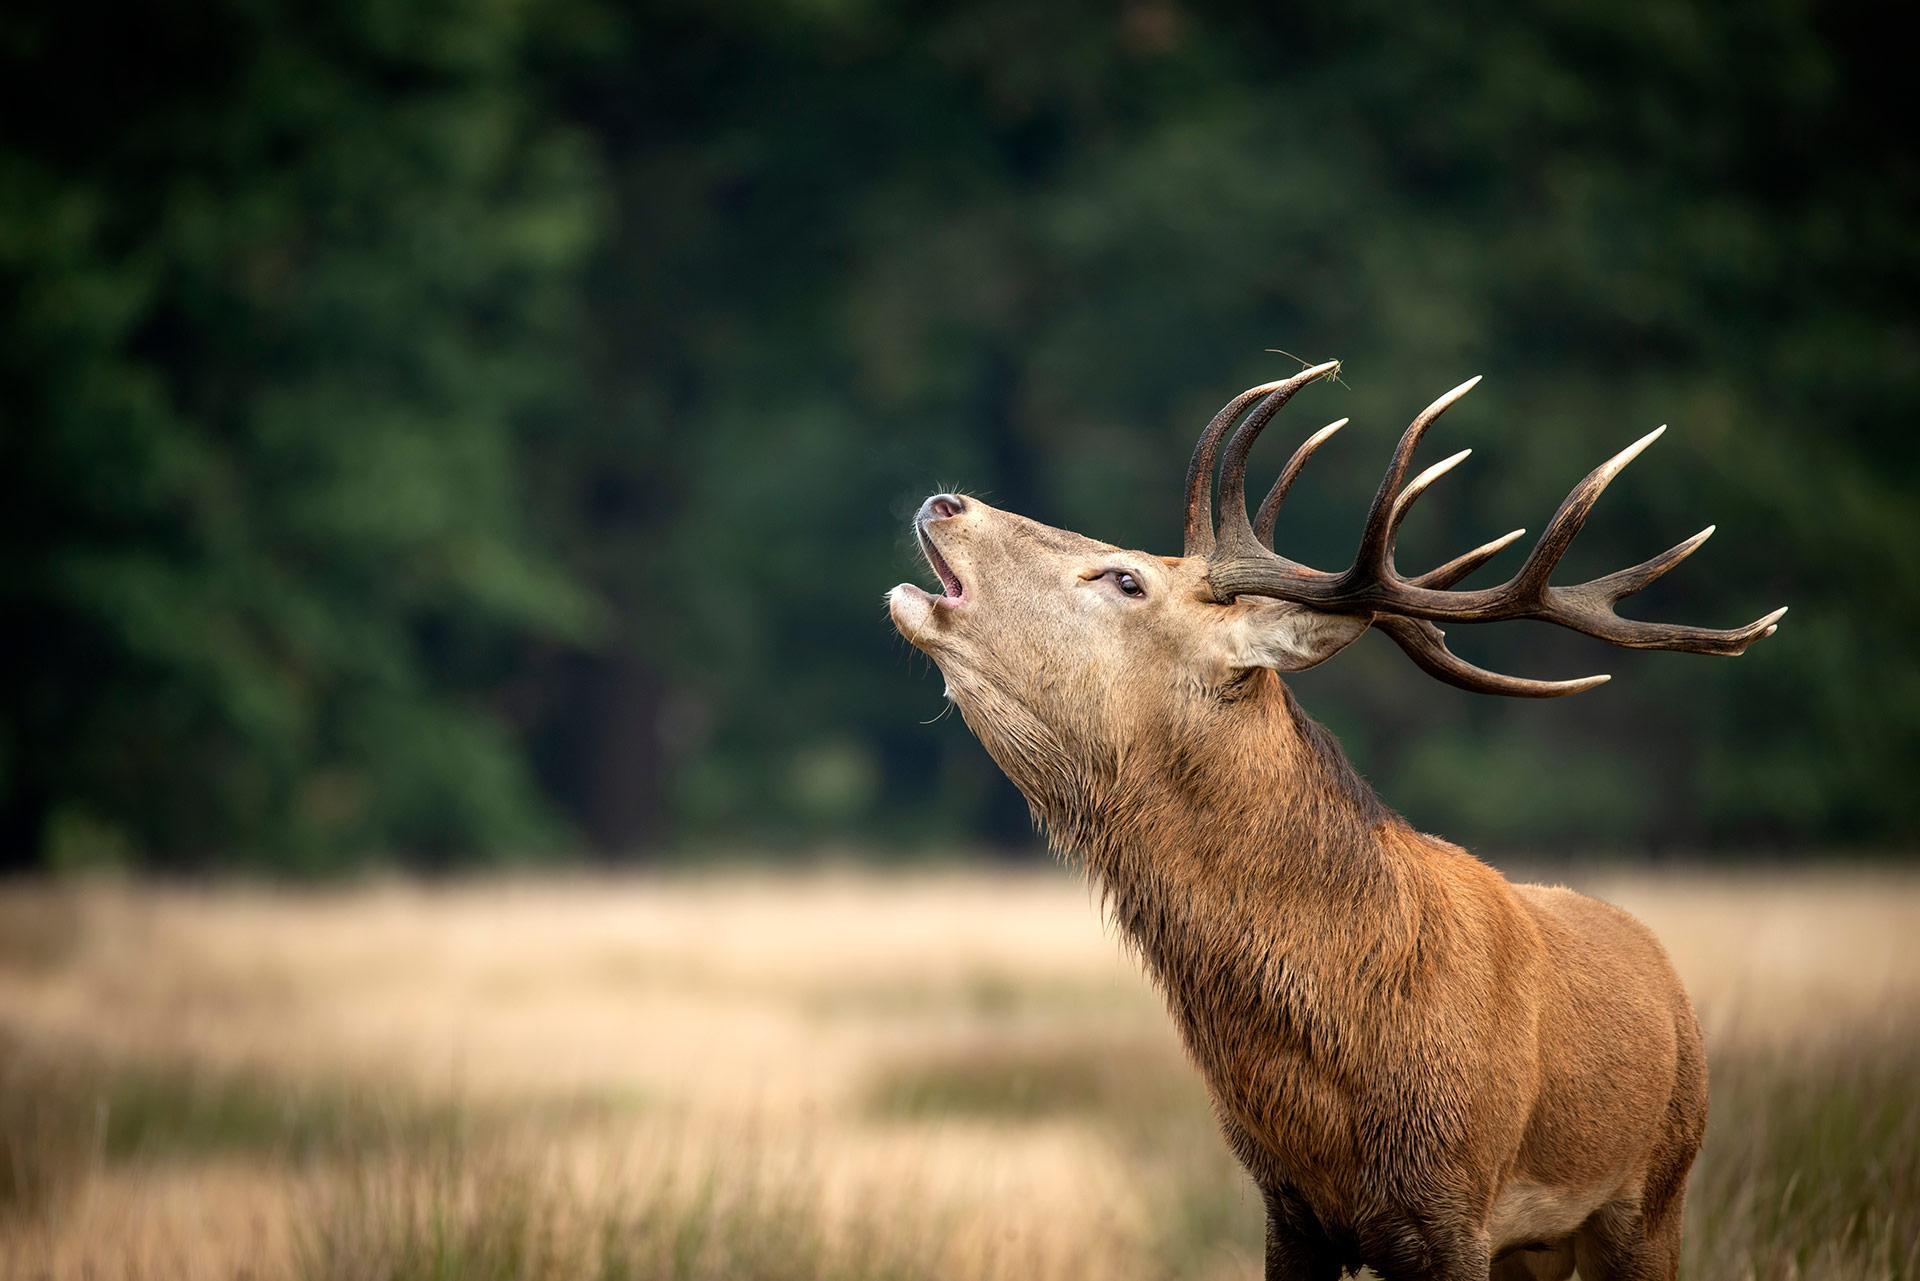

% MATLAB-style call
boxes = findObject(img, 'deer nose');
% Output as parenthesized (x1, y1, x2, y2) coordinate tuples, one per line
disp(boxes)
(919, 493, 967, 522)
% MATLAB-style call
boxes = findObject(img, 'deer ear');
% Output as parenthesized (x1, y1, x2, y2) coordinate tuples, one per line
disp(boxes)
(1221, 599, 1370, 673)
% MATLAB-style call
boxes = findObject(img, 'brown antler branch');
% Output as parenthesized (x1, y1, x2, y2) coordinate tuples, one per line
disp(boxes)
(1183, 376, 1307, 557)
(1252, 418, 1347, 547)
(1410, 528, 1527, 589)
(1372, 616, 1613, 698)
(1185, 366, 1787, 695)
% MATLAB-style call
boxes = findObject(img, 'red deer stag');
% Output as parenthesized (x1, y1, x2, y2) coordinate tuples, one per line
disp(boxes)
(888, 361, 1783, 1281)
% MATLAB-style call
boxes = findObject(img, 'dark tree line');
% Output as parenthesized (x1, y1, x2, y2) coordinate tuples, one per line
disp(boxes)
(2, 0, 1913, 870)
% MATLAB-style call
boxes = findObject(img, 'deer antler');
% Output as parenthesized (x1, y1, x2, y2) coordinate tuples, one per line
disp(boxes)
(1184, 364, 1787, 697)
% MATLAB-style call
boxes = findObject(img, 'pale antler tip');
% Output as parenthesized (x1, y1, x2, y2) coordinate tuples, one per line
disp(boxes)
(1666, 523, 1717, 560)
(1305, 418, 1350, 448)
(1597, 424, 1667, 478)
(1431, 375, 1483, 411)
(1738, 607, 1788, 650)
(1412, 449, 1473, 485)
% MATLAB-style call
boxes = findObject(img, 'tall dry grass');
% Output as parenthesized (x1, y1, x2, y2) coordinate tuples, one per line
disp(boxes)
(2, 866, 1915, 1280)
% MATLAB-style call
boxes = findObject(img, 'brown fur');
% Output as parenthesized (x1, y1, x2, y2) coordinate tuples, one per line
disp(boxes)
(890, 496, 1706, 1280)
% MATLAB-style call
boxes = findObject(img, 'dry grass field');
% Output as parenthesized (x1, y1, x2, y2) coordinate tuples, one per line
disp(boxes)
(2, 865, 1916, 1281)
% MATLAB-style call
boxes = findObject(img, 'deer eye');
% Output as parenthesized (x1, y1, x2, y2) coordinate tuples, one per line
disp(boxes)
(1108, 570, 1145, 598)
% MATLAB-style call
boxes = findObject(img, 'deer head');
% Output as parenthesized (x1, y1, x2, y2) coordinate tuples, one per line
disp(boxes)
(889, 361, 1785, 814)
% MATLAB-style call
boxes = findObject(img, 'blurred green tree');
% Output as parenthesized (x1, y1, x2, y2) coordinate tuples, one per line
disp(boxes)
(0, 0, 601, 869)
(548, 0, 1916, 856)
(2, 0, 1913, 868)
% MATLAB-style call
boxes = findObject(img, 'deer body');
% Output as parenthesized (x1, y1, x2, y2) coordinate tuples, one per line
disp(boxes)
(891, 365, 1773, 1279)
(1089, 680, 1704, 1278)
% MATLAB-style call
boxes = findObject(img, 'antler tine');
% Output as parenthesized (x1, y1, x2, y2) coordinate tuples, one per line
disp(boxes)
(1382, 448, 1471, 568)
(1347, 376, 1481, 580)
(1214, 361, 1343, 554)
(1184, 379, 1293, 557)
(1508, 425, 1666, 601)
(1533, 596, 1788, 655)
(1412, 528, 1526, 589)
(1581, 526, 1715, 602)
(1372, 615, 1611, 698)
(1253, 418, 1348, 547)
(1197, 370, 1786, 691)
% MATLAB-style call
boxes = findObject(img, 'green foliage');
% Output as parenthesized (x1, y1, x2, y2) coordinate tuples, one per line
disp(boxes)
(1, 1029, 455, 1214)
(568, 0, 1918, 854)
(0, 0, 601, 867)
(1684, 1026, 1920, 1280)
(296, 1142, 962, 1281)
(866, 1034, 1195, 1121)
(3, 0, 1915, 867)
(313, 1021, 1920, 1281)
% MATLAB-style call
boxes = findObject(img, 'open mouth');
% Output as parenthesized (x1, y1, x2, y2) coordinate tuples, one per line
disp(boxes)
(917, 523, 966, 602)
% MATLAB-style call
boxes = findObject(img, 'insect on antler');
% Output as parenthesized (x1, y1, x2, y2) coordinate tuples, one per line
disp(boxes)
(1184, 363, 1787, 696)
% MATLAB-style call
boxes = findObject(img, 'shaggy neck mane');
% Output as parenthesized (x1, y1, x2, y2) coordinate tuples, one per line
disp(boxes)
(1042, 671, 1438, 1065)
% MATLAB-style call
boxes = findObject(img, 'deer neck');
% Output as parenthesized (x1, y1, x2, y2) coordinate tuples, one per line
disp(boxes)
(1056, 671, 1425, 1039)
